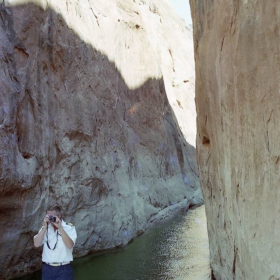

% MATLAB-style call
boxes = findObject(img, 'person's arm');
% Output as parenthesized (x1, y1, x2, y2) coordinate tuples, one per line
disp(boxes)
(53, 218, 74, 249)
(59, 226, 75, 249)
(34, 215, 49, 247)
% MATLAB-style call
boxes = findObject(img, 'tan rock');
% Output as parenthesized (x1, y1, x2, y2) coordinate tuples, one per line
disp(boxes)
(0, 0, 200, 278)
(190, 0, 280, 279)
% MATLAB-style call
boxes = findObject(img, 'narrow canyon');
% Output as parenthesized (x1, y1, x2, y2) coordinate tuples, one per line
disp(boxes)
(0, 0, 201, 279)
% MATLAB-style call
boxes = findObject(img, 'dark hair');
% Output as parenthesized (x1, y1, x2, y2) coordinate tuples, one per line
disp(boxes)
(47, 204, 62, 216)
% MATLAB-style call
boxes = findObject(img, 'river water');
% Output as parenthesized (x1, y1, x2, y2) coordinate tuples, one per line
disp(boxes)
(16, 205, 211, 280)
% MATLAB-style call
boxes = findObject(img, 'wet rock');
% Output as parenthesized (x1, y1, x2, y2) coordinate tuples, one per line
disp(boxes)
(0, 0, 200, 278)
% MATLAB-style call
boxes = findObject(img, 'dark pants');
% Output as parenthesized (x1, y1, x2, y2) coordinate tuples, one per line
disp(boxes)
(42, 263, 74, 280)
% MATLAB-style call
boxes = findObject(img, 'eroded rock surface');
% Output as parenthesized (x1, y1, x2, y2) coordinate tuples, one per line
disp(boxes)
(190, 0, 280, 279)
(0, 0, 200, 278)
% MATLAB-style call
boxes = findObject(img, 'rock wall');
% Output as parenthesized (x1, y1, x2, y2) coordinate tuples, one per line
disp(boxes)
(0, 0, 201, 278)
(190, 0, 280, 279)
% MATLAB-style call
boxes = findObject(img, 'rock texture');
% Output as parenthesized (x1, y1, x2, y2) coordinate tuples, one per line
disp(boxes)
(0, 0, 200, 278)
(190, 0, 280, 279)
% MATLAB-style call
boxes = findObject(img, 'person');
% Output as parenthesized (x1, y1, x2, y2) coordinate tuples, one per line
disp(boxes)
(34, 204, 77, 280)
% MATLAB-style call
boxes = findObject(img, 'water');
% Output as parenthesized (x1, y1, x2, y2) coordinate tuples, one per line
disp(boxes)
(16, 206, 211, 280)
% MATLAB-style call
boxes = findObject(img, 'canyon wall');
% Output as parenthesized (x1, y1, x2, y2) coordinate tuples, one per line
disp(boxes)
(190, 0, 280, 279)
(0, 0, 201, 278)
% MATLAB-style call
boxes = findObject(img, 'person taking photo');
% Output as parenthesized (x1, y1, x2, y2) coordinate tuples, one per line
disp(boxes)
(34, 204, 77, 280)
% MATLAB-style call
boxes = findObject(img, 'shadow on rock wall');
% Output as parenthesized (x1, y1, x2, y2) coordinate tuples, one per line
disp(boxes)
(0, 3, 201, 279)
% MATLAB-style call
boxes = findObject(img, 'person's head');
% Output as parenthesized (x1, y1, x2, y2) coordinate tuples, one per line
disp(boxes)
(47, 204, 62, 219)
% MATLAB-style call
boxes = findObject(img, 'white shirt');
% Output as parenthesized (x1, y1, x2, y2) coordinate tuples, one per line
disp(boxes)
(34, 220, 77, 263)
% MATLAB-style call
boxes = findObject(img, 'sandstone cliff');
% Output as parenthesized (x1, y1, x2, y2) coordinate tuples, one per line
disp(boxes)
(190, 0, 280, 279)
(0, 0, 200, 278)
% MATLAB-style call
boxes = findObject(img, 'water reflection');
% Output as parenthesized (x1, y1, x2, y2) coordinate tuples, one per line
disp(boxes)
(16, 206, 210, 280)
(159, 206, 211, 279)
(139, 205, 211, 280)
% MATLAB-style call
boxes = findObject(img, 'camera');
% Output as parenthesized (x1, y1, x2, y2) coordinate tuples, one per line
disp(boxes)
(49, 215, 56, 223)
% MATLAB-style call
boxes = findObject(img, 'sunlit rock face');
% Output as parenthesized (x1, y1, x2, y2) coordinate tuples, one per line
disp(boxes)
(190, 0, 280, 279)
(0, 0, 200, 278)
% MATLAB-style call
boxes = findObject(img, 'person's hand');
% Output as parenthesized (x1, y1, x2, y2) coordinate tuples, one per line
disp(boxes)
(42, 215, 50, 228)
(52, 216, 62, 229)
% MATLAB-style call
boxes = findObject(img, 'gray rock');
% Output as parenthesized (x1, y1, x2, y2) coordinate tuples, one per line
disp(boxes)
(0, 0, 201, 278)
